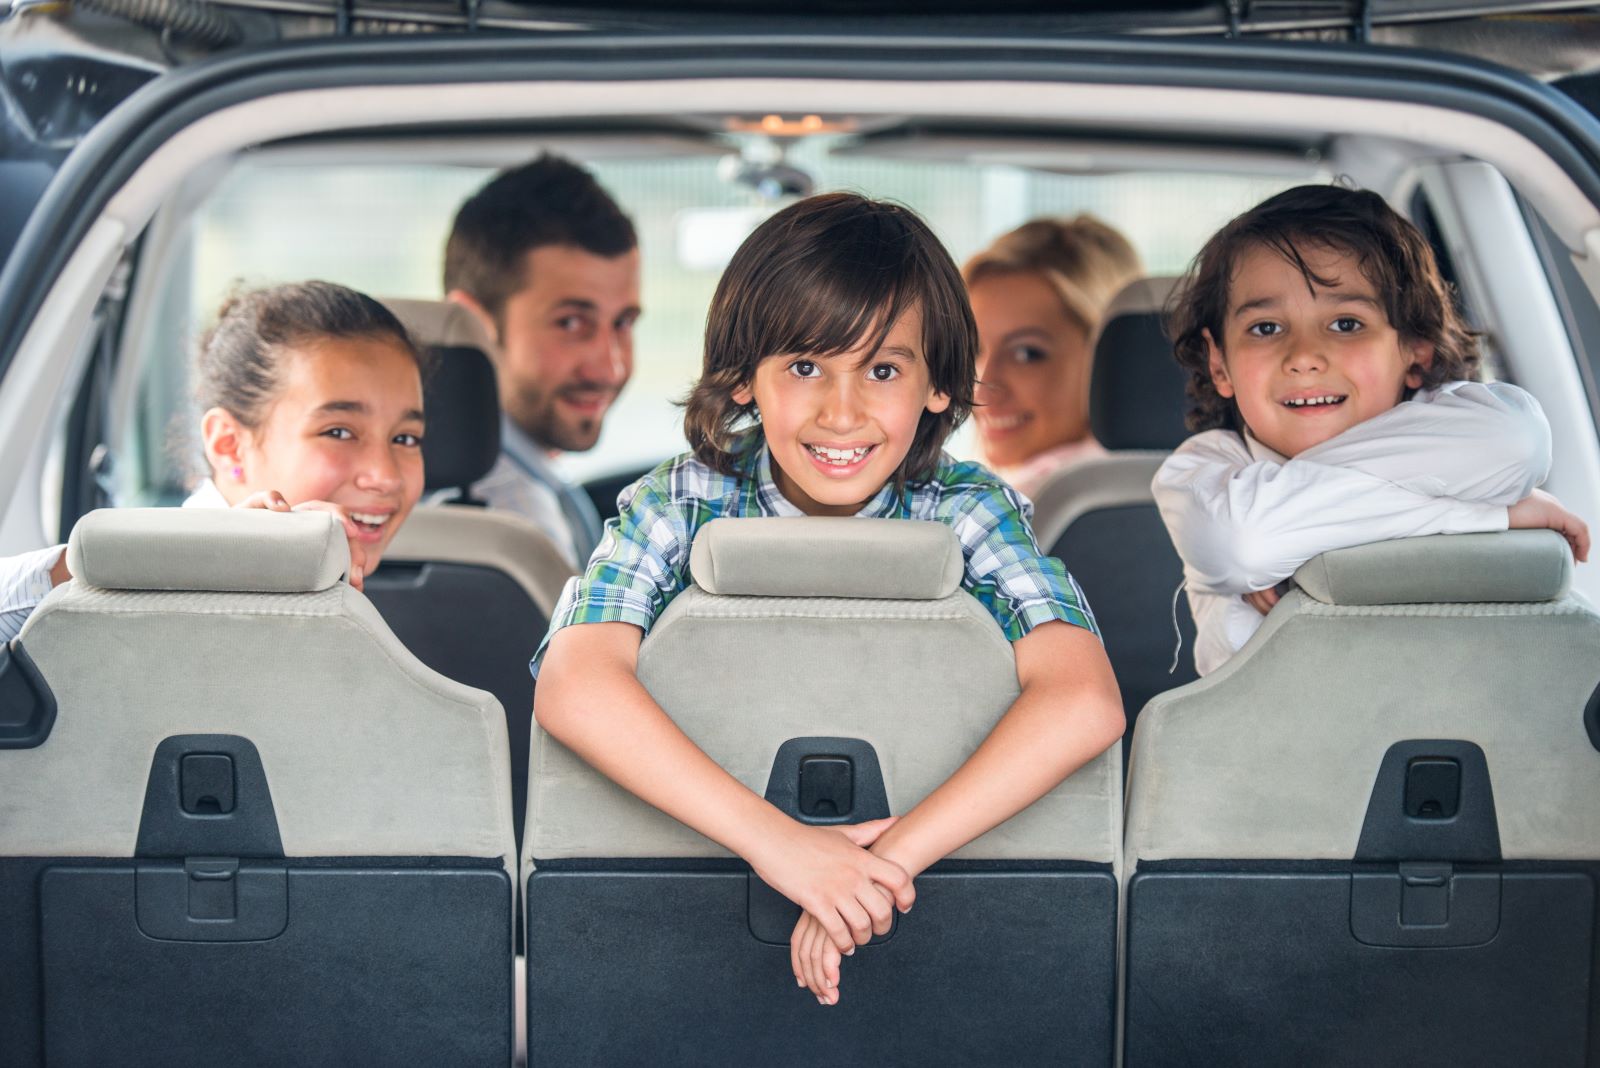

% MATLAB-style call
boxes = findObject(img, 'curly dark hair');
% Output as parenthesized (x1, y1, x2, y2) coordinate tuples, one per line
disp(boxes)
(683, 192, 976, 487)
(1167, 184, 1481, 434)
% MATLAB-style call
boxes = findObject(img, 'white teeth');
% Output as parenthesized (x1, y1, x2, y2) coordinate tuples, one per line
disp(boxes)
(350, 512, 389, 526)
(807, 445, 870, 466)
(1284, 394, 1343, 408)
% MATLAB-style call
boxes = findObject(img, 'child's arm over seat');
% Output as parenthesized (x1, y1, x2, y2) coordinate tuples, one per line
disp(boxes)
(533, 467, 915, 960)
(537, 623, 914, 955)
(792, 478, 1125, 1002)
(1155, 381, 1553, 599)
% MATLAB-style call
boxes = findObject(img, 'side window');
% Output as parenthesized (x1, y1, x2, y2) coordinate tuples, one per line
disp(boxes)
(1517, 197, 1600, 429)
(1409, 184, 1505, 380)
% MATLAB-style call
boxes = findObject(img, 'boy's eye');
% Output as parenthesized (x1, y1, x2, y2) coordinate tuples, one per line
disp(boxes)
(1330, 316, 1364, 334)
(1246, 322, 1281, 338)
(1012, 345, 1048, 364)
(322, 427, 354, 441)
(394, 432, 423, 447)
(788, 359, 821, 379)
(868, 363, 900, 383)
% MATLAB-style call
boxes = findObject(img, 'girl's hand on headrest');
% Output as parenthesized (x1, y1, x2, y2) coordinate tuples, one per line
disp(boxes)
(233, 492, 369, 590)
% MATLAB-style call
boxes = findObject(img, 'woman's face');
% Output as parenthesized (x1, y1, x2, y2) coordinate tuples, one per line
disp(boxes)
(222, 336, 426, 569)
(969, 271, 1095, 469)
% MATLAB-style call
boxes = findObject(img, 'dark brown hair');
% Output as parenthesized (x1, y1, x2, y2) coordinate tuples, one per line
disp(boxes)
(683, 192, 977, 486)
(197, 280, 424, 428)
(443, 154, 637, 328)
(1168, 184, 1480, 433)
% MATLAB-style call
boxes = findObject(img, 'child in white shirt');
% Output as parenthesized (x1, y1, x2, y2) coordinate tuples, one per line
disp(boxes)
(1154, 185, 1590, 675)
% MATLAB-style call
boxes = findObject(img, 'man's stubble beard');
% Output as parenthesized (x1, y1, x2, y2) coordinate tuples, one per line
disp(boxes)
(509, 385, 605, 453)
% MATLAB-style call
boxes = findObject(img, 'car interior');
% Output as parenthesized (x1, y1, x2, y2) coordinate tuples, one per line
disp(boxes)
(1, 27, 1599, 1065)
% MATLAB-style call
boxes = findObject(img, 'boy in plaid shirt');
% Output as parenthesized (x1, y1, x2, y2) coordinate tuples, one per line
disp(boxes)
(535, 193, 1123, 1005)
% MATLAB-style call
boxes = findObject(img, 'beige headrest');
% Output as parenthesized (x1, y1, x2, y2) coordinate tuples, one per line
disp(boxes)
(66, 508, 350, 593)
(383, 297, 497, 354)
(1103, 274, 1180, 320)
(1293, 530, 1572, 606)
(689, 517, 963, 599)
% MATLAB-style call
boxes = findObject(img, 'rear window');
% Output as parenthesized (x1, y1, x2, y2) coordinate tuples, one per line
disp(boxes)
(114, 146, 1307, 504)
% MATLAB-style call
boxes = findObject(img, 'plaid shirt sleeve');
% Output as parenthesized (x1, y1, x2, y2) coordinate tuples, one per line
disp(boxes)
(532, 465, 694, 674)
(943, 479, 1099, 642)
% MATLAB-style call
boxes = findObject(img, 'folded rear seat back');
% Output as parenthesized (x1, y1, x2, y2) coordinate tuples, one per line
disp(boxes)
(0, 508, 516, 1067)
(523, 516, 1122, 1067)
(1122, 529, 1600, 1067)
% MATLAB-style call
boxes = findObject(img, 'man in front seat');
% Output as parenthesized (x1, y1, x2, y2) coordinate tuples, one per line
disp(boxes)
(443, 154, 641, 568)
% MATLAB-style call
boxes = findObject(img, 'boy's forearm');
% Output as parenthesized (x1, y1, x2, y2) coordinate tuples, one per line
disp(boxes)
(536, 624, 790, 859)
(869, 623, 1123, 878)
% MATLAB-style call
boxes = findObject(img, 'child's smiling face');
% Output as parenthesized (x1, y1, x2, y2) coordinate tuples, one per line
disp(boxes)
(1206, 241, 1434, 458)
(733, 306, 950, 516)
(228, 336, 426, 568)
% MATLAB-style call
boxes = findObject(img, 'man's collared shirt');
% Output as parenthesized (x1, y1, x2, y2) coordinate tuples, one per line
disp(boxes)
(453, 415, 604, 569)
(534, 438, 1098, 674)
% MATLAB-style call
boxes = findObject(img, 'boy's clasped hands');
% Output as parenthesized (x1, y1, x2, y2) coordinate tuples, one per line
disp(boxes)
(756, 815, 913, 1006)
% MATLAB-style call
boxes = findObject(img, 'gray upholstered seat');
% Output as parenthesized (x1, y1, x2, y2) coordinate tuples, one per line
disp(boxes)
(1029, 275, 1195, 745)
(522, 516, 1121, 1066)
(0, 508, 516, 1066)
(1122, 529, 1600, 1066)
(369, 297, 576, 852)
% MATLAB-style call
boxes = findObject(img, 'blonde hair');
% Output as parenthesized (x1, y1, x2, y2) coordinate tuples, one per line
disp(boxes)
(963, 215, 1143, 337)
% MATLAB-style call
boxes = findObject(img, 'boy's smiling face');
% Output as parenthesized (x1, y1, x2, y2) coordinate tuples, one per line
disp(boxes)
(1207, 241, 1433, 458)
(733, 306, 950, 516)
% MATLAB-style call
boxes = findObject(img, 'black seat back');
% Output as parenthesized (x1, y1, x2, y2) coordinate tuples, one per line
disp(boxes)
(1030, 276, 1196, 748)
(364, 343, 572, 851)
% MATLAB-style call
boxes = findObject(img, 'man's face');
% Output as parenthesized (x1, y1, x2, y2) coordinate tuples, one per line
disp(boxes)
(494, 245, 641, 452)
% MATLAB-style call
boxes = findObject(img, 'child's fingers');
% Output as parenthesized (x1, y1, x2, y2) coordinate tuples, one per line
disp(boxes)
(861, 882, 894, 937)
(840, 897, 873, 946)
(823, 940, 843, 999)
(868, 855, 915, 913)
(789, 916, 806, 989)
(811, 907, 853, 955)
(838, 816, 897, 849)
(802, 917, 830, 1001)
(807, 920, 836, 1002)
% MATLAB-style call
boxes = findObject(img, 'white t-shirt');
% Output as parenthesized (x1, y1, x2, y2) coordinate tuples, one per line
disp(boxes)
(1153, 380, 1552, 676)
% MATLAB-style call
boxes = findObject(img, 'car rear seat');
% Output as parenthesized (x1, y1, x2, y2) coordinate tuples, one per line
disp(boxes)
(1028, 275, 1196, 746)
(0, 508, 515, 1066)
(522, 517, 1122, 1066)
(1122, 530, 1600, 1066)
(362, 337, 574, 851)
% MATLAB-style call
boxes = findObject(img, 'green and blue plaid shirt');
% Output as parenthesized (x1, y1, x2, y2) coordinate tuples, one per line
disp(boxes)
(533, 439, 1097, 674)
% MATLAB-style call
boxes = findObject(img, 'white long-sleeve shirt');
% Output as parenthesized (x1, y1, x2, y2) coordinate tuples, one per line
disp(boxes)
(0, 480, 229, 644)
(1153, 380, 1551, 676)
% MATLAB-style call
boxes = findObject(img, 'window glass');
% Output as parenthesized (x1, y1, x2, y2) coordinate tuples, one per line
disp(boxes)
(118, 146, 1306, 503)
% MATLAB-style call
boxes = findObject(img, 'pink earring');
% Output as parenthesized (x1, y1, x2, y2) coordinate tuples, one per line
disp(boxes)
(231, 466, 243, 480)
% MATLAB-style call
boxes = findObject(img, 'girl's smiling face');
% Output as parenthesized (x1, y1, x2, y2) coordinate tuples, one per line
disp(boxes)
(969, 270, 1094, 468)
(733, 307, 950, 516)
(206, 335, 426, 568)
(1207, 241, 1433, 458)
